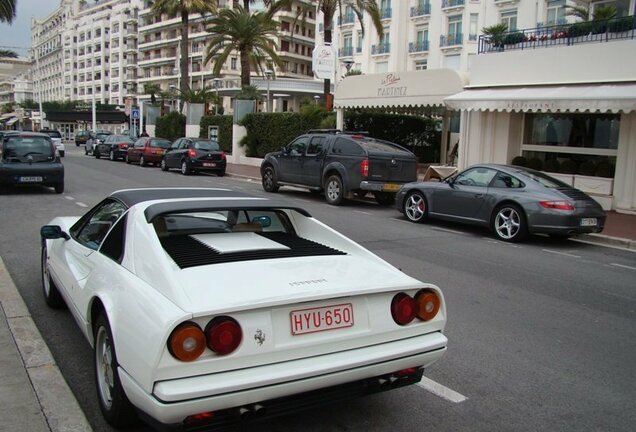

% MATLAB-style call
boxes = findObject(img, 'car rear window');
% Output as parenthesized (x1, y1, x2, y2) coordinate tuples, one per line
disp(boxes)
(150, 139, 172, 149)
(513, 168, 569, 188)
(193, 140, 220, 151)
(3, 137, 53, 157)
(42, 131, 62, 138)
(359, 139, 411, 155)
(96, 133, 111, 140)
(154, 209, 292, 236)
(112, 135, 135, 143)
(332, 137, 363, 155)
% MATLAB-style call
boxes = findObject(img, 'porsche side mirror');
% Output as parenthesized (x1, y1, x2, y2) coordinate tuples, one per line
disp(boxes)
(40, 225, 70, 241)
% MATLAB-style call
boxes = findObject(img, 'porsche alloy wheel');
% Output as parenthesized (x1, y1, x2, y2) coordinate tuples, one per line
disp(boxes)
(262, 166, 279, 192)
(94, 315, 137, 427)
(41, 245, 64, 308)
(492, 204, 527, 242)
(404, 192, 428, 223)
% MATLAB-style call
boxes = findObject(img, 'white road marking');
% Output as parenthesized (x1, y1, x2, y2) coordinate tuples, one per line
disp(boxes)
(76, 202, 88, 208)
(353, 210, 373, 216)
(294, 199, 311, 203)
(417, 377, 468, 403)
(609, 263, 636, 271)
(542, 249, 581, 258)
(484, 239, 521, 248)
(431, 227, 465, 235)
(391, 217, 411, 224)
(64, 196, 75, 201)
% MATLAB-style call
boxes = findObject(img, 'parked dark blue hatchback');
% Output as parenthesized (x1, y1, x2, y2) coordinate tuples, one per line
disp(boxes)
(0, 132, 64, 193)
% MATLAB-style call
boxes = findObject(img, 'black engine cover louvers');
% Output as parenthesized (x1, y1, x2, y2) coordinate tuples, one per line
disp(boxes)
(160, 232, 347, 269)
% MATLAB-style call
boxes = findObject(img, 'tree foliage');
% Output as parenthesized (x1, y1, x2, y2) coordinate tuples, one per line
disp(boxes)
(199, 114, 233, 152)
(0, 0, 17, 24)
(0, 49, 18, 58)
(155, 111, 186, 142)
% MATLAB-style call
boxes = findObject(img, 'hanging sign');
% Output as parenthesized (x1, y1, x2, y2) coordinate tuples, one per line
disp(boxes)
(312, 44, 336, 80)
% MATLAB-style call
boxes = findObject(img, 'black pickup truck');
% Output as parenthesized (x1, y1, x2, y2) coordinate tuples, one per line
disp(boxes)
(260, 130, 418, 205)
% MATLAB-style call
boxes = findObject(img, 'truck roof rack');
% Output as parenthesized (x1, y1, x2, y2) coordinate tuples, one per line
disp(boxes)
(306, 129, 370, 136)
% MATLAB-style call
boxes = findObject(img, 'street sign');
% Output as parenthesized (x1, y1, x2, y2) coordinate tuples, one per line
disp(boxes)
(131, 108, 140, 120)
(312, 44, 336, 80)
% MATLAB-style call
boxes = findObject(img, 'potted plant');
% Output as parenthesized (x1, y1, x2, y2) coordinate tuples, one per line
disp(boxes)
(482, 23, 508, 51)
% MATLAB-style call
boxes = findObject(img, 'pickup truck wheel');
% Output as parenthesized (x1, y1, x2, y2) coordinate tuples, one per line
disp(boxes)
(325, 174, 344, 206)
(374, 192, 395, 206)
(262, 166, 279, 192)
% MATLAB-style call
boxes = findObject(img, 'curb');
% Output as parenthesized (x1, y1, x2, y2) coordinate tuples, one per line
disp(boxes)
(572, 233, 636, 251)
(0, 257, 92, 432)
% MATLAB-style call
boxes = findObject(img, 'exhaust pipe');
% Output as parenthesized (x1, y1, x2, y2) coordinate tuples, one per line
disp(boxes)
(253, 404, 267, 418)
(238, 407, 254, 420)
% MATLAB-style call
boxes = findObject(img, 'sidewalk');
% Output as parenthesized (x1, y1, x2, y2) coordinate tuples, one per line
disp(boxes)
(0, 164, 633, 432)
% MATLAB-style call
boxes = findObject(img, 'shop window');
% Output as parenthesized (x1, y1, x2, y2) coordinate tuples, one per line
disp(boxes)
(523, 113, 619, 150)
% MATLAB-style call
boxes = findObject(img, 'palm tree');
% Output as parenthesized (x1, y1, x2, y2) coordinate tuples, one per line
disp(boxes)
(204, 5, 283, 86)
(0, 49, 18, 58)
(151, 0, 218, 106)
(144, 83, 161, 104)
(296, 1, 383, 107)
(566, 1, 617, 22)
(0, 0, 17, 23)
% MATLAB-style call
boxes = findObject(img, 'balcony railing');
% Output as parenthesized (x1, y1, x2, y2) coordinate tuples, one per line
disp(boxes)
(338, 46, 353, 57)
(410, 3, 431, 18)
(440, 33, 463, 47)
(338, 13, 355, 26)
(409, 40, 430, 53)
(381, 8, 392, 19)
(478, 15, 636, 54)
(371, 43, 390, 55)
(442, 0, 465, 8)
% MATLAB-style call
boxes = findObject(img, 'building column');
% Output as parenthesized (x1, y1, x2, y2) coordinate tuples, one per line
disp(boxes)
(614, 112, 636, 212)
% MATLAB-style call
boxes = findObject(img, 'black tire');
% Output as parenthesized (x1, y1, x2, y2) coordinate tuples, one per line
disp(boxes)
(95, 149, 101, 159)
(262, 166, 279, 192)
(85, 147, 89, 155)
(374, 192, 395, 206)
(109, 149, 116, 161)
(41, 244, 64, 308)
(54, 183, 64, 194)
(217, 170, 226, 177)
(125, 154, 131, 164)
(93, 314, 138, 427)
(59, 151, 65, 157)
(324, 174, 344, 206)
(404, 191, 428, 223)
(180, 160, 191, 175)
(139, 155, 146, 167)
(491, 203, 528, 242)
(160, 158, 168, 171)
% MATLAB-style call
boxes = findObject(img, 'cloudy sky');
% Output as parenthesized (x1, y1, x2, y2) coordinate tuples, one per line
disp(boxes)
(0, 0, 59, 57)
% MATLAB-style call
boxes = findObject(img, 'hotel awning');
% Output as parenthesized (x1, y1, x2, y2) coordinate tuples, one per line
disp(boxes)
(5, 117, 18, 126)
(444, 83, 636, 113)
(335, 69, 468, 109)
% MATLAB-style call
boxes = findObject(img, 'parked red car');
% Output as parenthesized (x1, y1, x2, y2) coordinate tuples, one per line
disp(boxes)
(126, 137, 172, 166)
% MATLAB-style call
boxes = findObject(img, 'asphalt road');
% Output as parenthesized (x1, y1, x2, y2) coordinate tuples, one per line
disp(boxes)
(1, 145, 635, 432)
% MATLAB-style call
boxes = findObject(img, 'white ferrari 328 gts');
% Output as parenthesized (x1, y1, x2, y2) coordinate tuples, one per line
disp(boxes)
(40, 188, 447, 430)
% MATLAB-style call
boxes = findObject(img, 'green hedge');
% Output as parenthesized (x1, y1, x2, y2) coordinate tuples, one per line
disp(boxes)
(155, 111, 186, 142)
(240, 112, 328, 157)
(344, 112, 441, 163)
(200, 115, 233, 153)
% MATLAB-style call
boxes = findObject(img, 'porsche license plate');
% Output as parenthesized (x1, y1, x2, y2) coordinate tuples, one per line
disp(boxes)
(19, 176, 43, 183)
(580, 218, 597, 227)
(203, 162, 216, 167)
(290, 303, 354, 335)
(383, 183, 400, 192)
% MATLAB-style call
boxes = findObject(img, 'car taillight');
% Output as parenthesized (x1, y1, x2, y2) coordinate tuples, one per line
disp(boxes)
(539, 201, 575, 211)
(220, 151, 226, 160)
(360, 159, 369, 177)
(414, 289, 441, 321)
(391, 293, 416, 326)
(205, 317, 242, 355)
(168, 322, 206, 362)
(187, 149, 197, 158)
(118, 143, 128, 149)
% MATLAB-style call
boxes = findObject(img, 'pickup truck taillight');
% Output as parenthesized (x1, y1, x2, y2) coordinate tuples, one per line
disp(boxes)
(360, 159, 369, 177)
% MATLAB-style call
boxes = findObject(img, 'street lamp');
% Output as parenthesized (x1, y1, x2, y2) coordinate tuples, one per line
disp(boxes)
(264, 69, 274, 112)
(213, 77, 222, 115)
(313, 95, 320, 105)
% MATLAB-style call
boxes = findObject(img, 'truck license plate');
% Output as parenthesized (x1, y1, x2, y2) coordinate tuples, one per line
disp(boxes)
(383, 183, 400, 192)
(290, 303, 354, 335)
(580, 218, 597, 226)
(19, 176, 43, 183)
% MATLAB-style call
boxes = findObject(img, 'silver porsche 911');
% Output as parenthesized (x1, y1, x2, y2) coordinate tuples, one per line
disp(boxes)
(396, 164, 606, 242)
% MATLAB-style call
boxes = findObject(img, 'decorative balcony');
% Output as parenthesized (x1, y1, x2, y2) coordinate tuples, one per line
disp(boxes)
(338, 46, 353, 57)
(380, 8, 392, 20)
(478, 15, 636, 54)
(371, 43, 390, 55)
(338, 12, 355, 26)
(410, 3, 431, 18)
(409, 40, 430, 53)
(441, 0, 465, 10)
(440, 33, 463, 48)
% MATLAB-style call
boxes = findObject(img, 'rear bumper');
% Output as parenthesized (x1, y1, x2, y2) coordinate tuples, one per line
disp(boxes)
(528, 211, 606, 235)
(190, 159, 227, 172)
(120, 332, 447, 426)
(359, 180, 408, 193)
(0, 165, 64, 186)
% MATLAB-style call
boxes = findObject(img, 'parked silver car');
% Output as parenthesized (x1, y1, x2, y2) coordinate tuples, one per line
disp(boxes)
(396, 163, 606, 242)
(85, 131, 112, 155)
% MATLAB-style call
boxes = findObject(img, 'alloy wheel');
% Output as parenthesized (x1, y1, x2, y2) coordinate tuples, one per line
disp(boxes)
(494, 206, 522, 241)
(405, 193, 427, 222)
(95, 325, 115, 410)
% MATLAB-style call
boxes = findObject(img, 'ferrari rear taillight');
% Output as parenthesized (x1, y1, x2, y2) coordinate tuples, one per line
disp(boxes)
(205, 316, 242, 355)
(360, 159, 369, 177)
(168, 322, 206, 362)
(539, 200, 575, 211)
(391, 290, 441, 326)
(187, 149, 197, 158)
